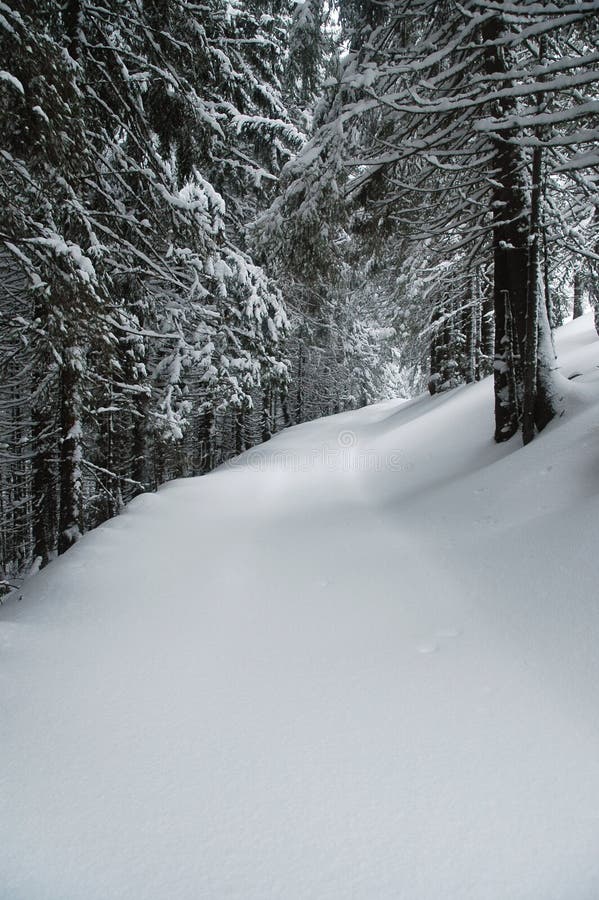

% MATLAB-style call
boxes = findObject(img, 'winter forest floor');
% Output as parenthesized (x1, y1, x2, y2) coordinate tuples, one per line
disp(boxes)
(2, 315, 599, 899)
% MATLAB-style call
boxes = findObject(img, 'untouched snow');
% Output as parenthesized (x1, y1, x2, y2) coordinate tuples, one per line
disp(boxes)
(2, 315, 599, 899)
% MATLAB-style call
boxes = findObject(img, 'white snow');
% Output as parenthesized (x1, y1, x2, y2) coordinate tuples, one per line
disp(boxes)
(0, 69, 24, 94)
(2, 315, 599, 899)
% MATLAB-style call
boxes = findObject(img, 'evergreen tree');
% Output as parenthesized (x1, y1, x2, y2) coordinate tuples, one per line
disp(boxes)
(0, 0, 298, 579)
(279, 0, 599, 442)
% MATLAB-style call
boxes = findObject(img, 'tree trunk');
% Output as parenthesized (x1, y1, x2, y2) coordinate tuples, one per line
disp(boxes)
(491, 158, 528, 441)
(58, 348, 83, 554)
(261, 386, 272, 443)
(234, 410, 245, 455)
(534, 289, 558, 434)
(522, 145, 543, 446)
(280, 390, 292, 427)
(296, 339, 304, 423)
(101, 403, 124, 520)
(480, 270, 494, 378)
(131, 394, 148, 491)
(542, 182, 557, 328)
(197, 408, 214, 474)
(590, 206, 599, 336)
(31, 403, 56, 566)
(484, 14, 541, 442)
(573, 270, 585, 319)
(465, 275, 477, 384)
(428, 292, 452, 394)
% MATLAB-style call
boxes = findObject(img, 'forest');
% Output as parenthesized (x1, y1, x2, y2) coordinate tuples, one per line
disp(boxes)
(1, 0, 598, 584)
(3, 3, 599, 897)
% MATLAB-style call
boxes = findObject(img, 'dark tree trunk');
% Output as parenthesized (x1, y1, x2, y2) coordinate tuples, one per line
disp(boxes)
(101, 402, 123, 520)
(58, 349, 83, 554)
(428, 293, 451, 394)
(234, 411, 246, 455)
(484, 15, 540, 442)
(491, 154, 528, 442)
(296, 340, 304, 423)
(480, 271, 495, 379)
(198, 409, 214, 474)
(522, 145, 543, 446)
(63, 0, 82, 59)
(590, 206, 599, 336)
(465, 276, 477, 384)
(153, 434, 165, 489)
(280, 391, 292, 427)
(573, 270, 585, 319)
(131, 394, 148, 491)
(31, 400, 56, 566)
(30, 293, 57, 566)
(261, 386, 272, 443)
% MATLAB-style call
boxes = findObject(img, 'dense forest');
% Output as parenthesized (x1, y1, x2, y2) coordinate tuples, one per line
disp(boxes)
(1, 0, 598, 584)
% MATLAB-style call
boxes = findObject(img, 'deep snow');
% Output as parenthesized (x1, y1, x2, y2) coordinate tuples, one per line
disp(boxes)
(2, 315, 599, 899)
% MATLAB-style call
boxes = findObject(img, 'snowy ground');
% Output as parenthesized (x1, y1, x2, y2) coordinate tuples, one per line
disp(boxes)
(2, 315, 599, 900)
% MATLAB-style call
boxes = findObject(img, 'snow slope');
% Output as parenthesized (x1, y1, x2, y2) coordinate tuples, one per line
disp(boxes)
(2, 315, 599, 900)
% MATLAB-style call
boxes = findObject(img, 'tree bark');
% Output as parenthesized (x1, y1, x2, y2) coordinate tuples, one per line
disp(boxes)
(522, 145, 543, 446)
(491, 152, 528, 441)
(482, 15, 557, 443)
(31, 404, 56, 566)
(590, 206, 599, 336)
(234, 411, 246, 455)
(261, 386, 272, 443)
(573, 270, 585, 319)
(58, 348, 83, 554)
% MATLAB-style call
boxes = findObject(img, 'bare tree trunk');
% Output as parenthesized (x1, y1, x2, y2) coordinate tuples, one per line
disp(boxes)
(198, 408, 214, 474)
(491, 168, 527, 442)
(296, 339, 304, 423)
(280, 390, 291, 427)
(573, 269, 585, 319)
(482, 16, 528, 441)
(58, 348, 83, 554)
(131, 393, 148, 491)
(465, 275, 477, 384)
(590, 206, 599, 336)
(261, 386, 272, 443)
(483, 16, 558, 443)
(31, 402, 56, 566)
(234, 410, 246, 455)
(542, 183, 557, 328)
(522, 145, 543, 446)
(480, 269, 494, 378)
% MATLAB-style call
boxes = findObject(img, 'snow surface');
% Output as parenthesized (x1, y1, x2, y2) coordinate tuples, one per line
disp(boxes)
(2, 315, 599, 899)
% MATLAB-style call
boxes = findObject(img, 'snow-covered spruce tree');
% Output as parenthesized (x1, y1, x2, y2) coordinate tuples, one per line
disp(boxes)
(0, 251, 36, 581)
(77, 0, 296, 473)
(0, 0, 112, 561)
(0, 0, 299, 576)
(287, 0, 599, 443)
